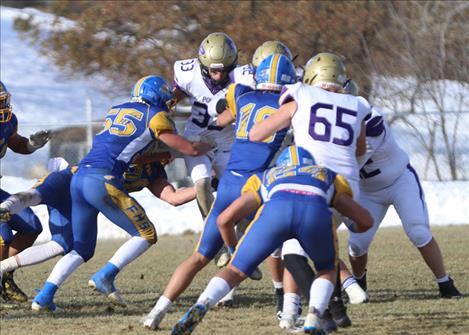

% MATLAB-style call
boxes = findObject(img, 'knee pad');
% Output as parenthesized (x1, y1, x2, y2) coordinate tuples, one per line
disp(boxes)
(195, 178, 214, 218)
(404, 222, 433, 248)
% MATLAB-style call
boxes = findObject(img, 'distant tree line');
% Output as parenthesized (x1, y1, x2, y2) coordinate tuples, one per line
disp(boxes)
(11, 0, 469, 180)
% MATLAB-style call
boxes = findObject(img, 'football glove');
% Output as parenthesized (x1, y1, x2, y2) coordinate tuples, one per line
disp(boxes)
(28, 130, 51, 152)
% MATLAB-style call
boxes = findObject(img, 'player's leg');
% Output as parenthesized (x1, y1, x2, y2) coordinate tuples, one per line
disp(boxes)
(348, 191, 388, 291)
(393, 167, 461, 298)
(142, 194, 228, 329)
(266, 251, 284, 318)
(1, 208, 71, 275)
(1, 192, 42, 302)
(32, 172, 97, 311)
(88, 177, 156, 306)
(184, 154, 214, 218)
(296, 200, 337, 334)
(171, 199, 290, 335)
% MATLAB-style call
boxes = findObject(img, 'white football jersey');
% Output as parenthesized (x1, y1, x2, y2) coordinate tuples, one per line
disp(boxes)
(359, 107, 410, 192)
(174, 58, 253, 142)
(280, 83, 371, 187)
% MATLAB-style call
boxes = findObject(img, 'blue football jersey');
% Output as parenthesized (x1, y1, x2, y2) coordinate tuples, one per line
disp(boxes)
(80, 101, 176, 175)
(242, 164, 353, 206)
(225, 84, 288, 174)
(0, 113, 18, 158)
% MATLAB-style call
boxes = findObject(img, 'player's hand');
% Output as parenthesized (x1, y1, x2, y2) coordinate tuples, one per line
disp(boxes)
(0, 207, 11, 222)
(192, 141, 212, 156)
(28, 130, 51, 151)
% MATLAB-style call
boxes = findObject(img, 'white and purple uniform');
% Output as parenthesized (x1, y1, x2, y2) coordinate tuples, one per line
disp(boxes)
(348, 107, 433, 257)
(173, 58, 253, 182)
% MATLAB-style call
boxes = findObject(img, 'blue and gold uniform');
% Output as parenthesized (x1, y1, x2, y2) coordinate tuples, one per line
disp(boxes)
(195, 83, 288, 259)
(0, 112, 42, 248)
(230, 164, 352, 276)
(71, 97, 175, 261)
(28, 162, 167, 255)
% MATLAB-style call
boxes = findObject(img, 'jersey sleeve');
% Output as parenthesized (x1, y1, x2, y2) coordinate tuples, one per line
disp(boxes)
(148, 111, 176, 139)
(173, 58, 197, 95)
(331, 174, 353, 206)
(241, 173, 263, 205)
(226, 83, 253, 119)
(279, 82, 302, 106)
(233, 64, 255, 87)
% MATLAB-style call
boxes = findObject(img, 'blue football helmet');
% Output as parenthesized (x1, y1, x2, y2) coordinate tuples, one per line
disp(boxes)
(131, 75, 174, 108)
(255, 54, 297, 91)
(276, 145, 315, 167)
(0, 81, 12, 123)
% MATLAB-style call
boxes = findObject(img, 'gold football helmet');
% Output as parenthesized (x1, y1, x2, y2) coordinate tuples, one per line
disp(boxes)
(344, 79, 359, 96)
(198, 32, 238, 72)
(0, 81, 12, 123)
(252, 40, 293, 68)
(303, 53, 347, 91)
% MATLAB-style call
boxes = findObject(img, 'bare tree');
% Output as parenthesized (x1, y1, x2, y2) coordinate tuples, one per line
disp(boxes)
(366, 1, 469, 181)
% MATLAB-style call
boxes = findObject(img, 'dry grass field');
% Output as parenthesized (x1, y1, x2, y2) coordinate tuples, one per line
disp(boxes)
(1, 226, 468, 335)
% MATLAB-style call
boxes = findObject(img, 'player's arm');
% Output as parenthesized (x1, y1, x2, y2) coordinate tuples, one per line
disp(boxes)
(333, 194, 373, 233)
(249, 100, 296, 142)
(172, 86, 188, 105)
(356, 121, 367, 157)
(0, 189, 42, 222)
(8, 129, 50, 154)
(158, 130, 212, 156)
(147, 178, 196, 206)
(215, 106, 235, 127)
(216, 191, 261, 251)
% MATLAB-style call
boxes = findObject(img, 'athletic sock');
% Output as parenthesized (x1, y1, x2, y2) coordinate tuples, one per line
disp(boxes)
(197, 276, 231, 308)
(47, 250, 84, 287)
(108, 236, 151, 270)
(436, 275, 449, 283)
(15, 241, 64, 267)
(309, 278, 335, 315)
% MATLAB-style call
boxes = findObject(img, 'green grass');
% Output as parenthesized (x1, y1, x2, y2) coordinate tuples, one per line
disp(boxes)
(1, 226, 468, 335)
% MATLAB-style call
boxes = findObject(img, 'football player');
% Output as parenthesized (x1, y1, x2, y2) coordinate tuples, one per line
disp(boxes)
(172, 32, 253, 219)
(141, 54, 297, 330)
(348, 102, 461, 298)
(0, 159, 196, 290)
(0, 80, 50, 302)
(30, 76, 211, 311)
(250, 53, 372, 327)
(170, 146, 373, 335)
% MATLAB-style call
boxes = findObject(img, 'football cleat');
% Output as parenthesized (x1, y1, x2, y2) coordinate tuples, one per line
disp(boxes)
(171, 303, 208, 335)
(275, 287, 284, 318)
(344, 282, 369, 304)
(249, 267, 263, 281)
(215, 249, 231, 268)
(88, 273, 127, 307)
(304, 307, 326, 335)
(215, 288, 235, 308)
(328, 297, 351, 328)
(355, 270, 367, 291)
(2, 271, 27, 302)
(141, 307, 167, 330)
(438, 277, 462, 299)
(31, 300, 57, 312)
(31, 288, 57, 312)
(322, 309, 338, 333)
(279, 313, 297, 330)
